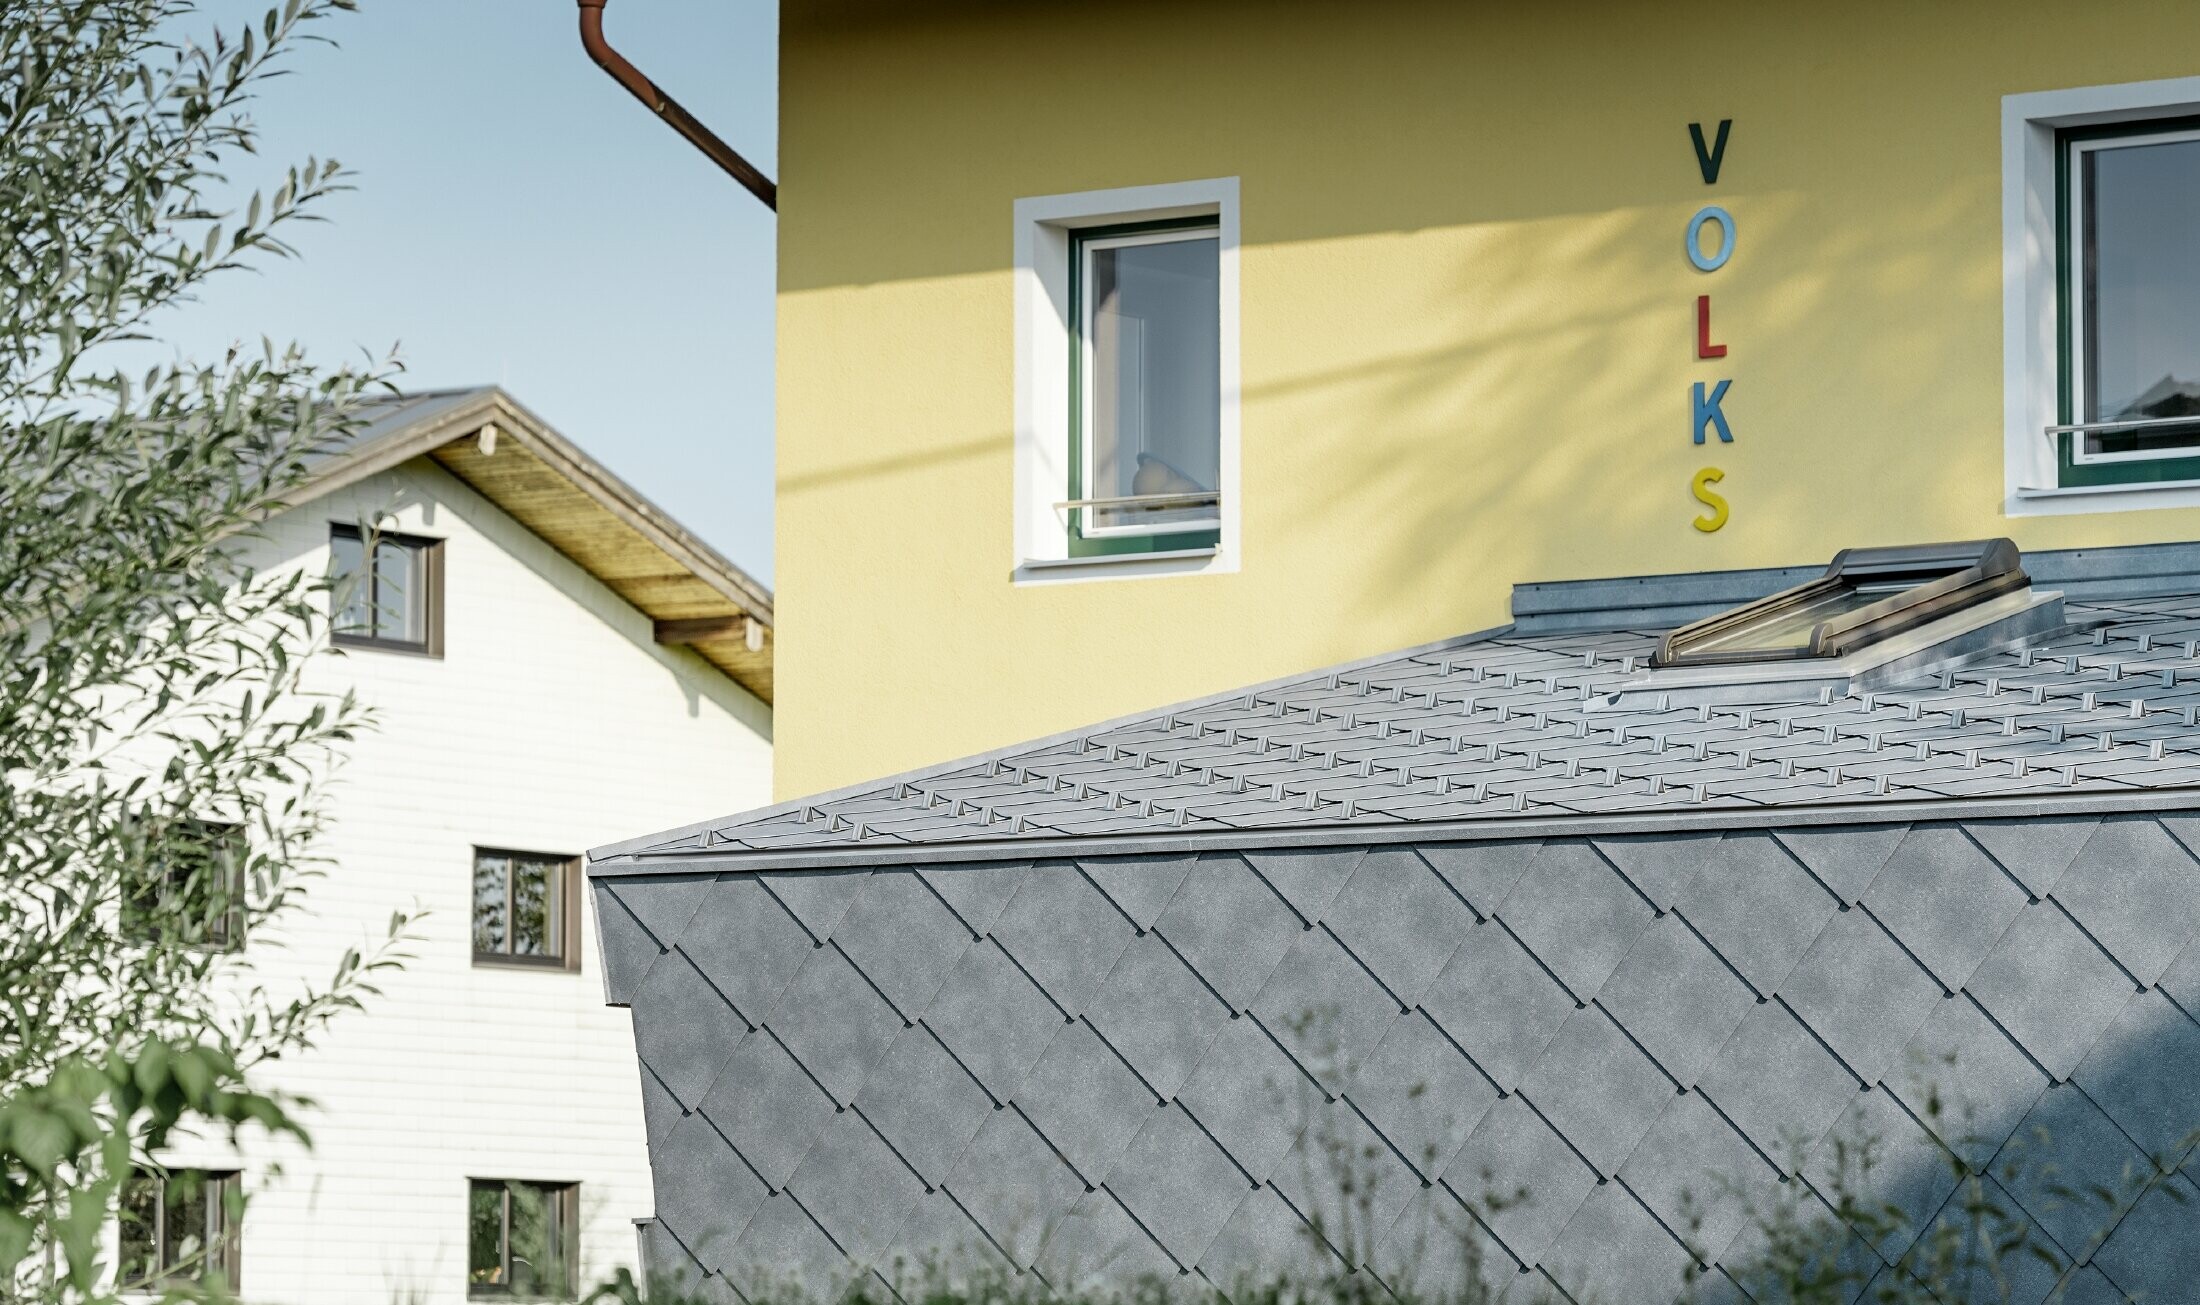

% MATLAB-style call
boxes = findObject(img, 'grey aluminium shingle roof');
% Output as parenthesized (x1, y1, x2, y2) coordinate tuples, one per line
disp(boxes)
(601, 814, 2200, 1302)
(593, 543, 2200, 871)
(595, 543, 2200, 1302)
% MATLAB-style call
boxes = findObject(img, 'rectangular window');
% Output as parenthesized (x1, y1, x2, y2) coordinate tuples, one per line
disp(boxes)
(330, 522, 443, 654)
(117, 1168, 241, 1293)
(2055, 117, 2200, 486)
(1069, 220, 1222, 556)
(472, 849, 579, 969)
(121, 817, 246, 952)
(468, 1180, 577, 1299)
(1013, 178, 1240, 581)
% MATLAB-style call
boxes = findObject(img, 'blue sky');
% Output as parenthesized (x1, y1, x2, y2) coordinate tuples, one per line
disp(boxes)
(167, 1, 780, 579)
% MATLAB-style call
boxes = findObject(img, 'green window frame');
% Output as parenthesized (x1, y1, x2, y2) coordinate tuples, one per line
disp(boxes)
(1066, 216, 1223, 558)
(2053, 114, 2200, 487)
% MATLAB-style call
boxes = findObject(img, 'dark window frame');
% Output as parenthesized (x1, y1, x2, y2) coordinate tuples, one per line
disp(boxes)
(1066, 215, 1225, 559)
(2053, 113, 2200, 487)
(329, 522, 445, 656)
(117, 1167, 242, 1294)
(467, 1179, 579, 1300)
(121, 816, 248, 953)
(471, 848, 582, 971)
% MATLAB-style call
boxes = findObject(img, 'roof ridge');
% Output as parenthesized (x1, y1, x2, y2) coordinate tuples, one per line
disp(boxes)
(291, 385, 778, 701)
(595, 589, 2200, 868)
(586, 623, 1521, 862)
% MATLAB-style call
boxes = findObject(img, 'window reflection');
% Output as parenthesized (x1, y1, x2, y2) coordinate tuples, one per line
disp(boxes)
(2080, 131, 2200, 456)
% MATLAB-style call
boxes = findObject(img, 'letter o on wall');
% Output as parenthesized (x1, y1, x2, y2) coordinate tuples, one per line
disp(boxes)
(1686, 205, 1735, 272)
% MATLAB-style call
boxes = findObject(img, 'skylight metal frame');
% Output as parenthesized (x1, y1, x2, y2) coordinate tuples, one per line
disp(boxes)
(1652, 539, 2030, 669)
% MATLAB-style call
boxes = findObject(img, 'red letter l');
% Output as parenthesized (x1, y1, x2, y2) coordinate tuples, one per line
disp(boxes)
(1696, 295, 1728, 360)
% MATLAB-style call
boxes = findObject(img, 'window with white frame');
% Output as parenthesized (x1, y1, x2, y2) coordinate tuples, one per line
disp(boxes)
(2004, 78, 2200, 509)
(1014, 179, 1240, 579)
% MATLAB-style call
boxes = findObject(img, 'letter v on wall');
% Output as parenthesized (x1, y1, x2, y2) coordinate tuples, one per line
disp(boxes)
(1689, 119, 1732, 185)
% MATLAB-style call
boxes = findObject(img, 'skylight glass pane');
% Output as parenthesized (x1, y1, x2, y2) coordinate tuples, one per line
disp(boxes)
(1653, 540, 2026, 670)
(1674, 581, 1910, 657)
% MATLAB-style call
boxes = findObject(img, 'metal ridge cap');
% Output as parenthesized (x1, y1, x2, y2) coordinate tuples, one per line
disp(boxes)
(584, 784, 2200, 877)
(586, 622, 1524, 864)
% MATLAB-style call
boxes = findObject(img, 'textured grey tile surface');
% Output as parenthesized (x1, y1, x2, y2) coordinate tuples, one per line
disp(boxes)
(601, 813, 2200, 1298)
(597, 590, 2200, 865)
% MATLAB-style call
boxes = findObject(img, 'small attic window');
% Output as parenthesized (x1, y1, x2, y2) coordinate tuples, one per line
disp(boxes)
(1653, 539, 2029, 668)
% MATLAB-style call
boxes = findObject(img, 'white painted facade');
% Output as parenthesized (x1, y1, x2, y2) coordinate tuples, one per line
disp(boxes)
(147, 457, 771, 1304)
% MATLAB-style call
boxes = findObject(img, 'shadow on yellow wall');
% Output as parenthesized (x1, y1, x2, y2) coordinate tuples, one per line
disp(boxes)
(766, 0, 2200, 797)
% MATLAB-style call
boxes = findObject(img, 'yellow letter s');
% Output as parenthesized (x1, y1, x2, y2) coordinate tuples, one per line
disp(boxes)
(1692, 467, 1729, 533)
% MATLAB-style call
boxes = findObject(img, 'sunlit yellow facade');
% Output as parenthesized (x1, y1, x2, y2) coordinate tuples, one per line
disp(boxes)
(773, 0, 2200, 798)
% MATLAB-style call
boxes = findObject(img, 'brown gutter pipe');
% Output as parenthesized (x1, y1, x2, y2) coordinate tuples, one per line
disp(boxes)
(577, 0, 777, 211)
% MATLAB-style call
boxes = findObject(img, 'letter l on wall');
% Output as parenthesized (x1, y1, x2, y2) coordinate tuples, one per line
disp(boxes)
(1696, 295, 1727, 359)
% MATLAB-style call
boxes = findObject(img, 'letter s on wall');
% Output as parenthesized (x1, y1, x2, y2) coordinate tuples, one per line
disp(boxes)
(1691, 467, 1729, 532)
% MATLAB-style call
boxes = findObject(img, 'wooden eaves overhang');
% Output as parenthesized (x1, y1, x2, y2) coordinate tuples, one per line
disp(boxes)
(300, 387, 774, 703)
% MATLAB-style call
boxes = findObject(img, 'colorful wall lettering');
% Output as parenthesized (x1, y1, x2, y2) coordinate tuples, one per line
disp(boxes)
(1687, 120, 1734, 532)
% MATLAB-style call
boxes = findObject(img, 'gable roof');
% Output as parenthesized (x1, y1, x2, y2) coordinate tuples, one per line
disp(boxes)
(298, 386, 774, 704)
(592, 542, 2200, 869)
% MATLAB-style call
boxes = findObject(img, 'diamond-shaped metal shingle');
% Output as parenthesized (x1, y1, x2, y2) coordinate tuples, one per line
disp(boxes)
(604, 812, 2200, 1294)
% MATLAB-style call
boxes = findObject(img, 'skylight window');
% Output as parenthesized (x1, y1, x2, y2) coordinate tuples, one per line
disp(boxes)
(1653, 539, 2030, 668)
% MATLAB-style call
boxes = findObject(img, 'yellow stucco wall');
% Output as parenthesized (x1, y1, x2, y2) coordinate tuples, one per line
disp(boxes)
(773, 0, 2200, 800)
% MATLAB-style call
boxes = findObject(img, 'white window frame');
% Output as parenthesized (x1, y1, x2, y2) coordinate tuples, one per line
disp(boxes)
(1013, 178, 1241, 583)
(2004, 75, 2200, 515)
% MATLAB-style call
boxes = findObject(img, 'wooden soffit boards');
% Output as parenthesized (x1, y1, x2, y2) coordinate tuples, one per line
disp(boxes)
(301, 388, 774, 705)
(426, 418, 773, 704)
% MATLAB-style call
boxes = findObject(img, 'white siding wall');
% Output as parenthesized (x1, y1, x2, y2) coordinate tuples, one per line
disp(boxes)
(152, 459, 770, 1304)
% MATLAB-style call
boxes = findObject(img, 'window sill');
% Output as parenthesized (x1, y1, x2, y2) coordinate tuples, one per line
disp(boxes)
(472, 954, 580, 973)
(2009, 477, 2200, 516)
(1013, 547, 1231, 586)
(331, 634, 443, 660)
